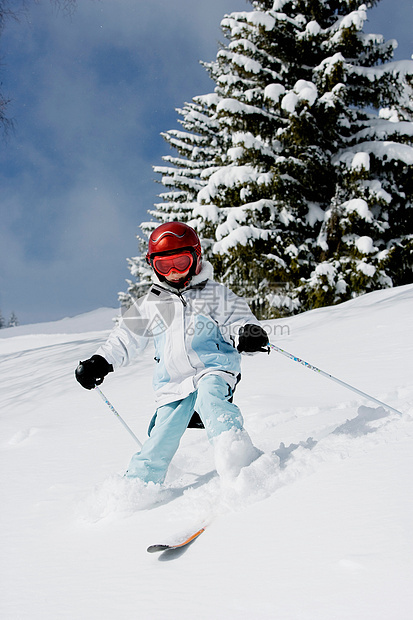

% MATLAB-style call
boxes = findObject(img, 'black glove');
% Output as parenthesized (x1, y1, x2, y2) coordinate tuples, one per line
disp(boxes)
(75, 355, 113, 390)
(237, 324, 269, 353)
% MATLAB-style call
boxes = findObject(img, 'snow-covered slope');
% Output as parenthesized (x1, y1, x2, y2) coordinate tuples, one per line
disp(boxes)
(1, 287, 412, 619)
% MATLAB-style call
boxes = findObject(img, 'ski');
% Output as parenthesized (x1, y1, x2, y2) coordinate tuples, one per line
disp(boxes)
(147, 527, 205, 553)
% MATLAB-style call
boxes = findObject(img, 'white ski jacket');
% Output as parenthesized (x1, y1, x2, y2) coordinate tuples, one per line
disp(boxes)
(96, 261, 261, 407)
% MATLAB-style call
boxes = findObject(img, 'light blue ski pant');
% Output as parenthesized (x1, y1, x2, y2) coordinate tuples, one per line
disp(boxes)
(125, 373, 245, 483)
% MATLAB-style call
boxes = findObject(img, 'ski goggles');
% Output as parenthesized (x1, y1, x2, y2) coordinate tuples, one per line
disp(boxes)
(151, 251, 194, 276)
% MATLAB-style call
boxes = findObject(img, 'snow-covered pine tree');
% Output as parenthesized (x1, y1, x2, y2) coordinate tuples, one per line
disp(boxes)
(298, 2, 413, 309)
(7, 311, 19, 328)
(123, 0, 413, 316)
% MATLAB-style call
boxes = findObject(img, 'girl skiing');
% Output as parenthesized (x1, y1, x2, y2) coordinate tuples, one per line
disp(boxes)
(75, 222, 269, 484)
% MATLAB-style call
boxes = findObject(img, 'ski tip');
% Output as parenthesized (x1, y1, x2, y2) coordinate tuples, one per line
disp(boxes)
(147, 544, 171, 553)
(147, 527, 205, 554)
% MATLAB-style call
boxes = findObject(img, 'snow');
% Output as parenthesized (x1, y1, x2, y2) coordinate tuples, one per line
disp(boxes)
(215, 200, 275, 240)
(231, 132, 275, 159)
(1, 285, 413, 619)
(220, 53, 263, 75)
(196, 93, 220, 107)
(198, 165, 272, 204)
(214, 224, 270, 253)
(315, 52, 345, 76)
(311, 261, 338, 286)
(264, 83, 285, 103)
(281, 92, 299, 114)
(354, 120, 413, 140)
(331, 5, 367, 35)
(306, 202, 325, 226)
(352, 59, 413, 81)
(272, 0, 289, 11)
(216, 98, 260, 114)
(363, 180, 392, 204)
(352, 152, 370, 171)
(356, 261, 376, 277)
(304, 20, 321, 36)
(222, 11, 276, 34)
(192, 203, 221, 223)
(355, 236, 376, 254)
(281, 80, 318, 113)
(344, 198, 374, 222)
(319, 82, 346, 107)
(0, 307, 119, 339)
(337, 141, 413, 167)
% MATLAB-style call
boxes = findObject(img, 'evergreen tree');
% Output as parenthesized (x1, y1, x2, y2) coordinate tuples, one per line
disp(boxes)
(0, 310, 5, 329)
(124, 0, 413, 316)
(7, 311, 19, 328)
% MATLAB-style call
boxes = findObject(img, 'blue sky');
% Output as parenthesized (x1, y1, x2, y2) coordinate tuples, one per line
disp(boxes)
(0, 0, 412, 325)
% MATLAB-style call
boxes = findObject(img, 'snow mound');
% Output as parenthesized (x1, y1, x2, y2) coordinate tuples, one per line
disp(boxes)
(1, 284, 413, 619)
(0, 307, 119, 339)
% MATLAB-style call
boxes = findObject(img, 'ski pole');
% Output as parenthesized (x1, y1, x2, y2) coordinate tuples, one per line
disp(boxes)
(95, 386, 143, 447)
(269, 343, 403, 416)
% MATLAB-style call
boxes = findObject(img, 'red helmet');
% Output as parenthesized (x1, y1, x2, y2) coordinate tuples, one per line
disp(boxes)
(146, 221, 202, 280)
